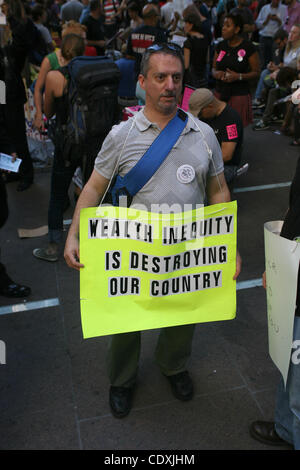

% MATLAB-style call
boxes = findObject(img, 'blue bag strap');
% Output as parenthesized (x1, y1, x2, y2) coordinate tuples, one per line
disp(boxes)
(110, 109, 188, 205)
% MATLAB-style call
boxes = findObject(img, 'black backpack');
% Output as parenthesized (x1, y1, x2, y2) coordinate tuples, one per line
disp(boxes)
(51, 56, 120, 180)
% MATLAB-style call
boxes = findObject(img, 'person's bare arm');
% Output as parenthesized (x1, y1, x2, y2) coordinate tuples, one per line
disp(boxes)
(33, 56, 51, 131)
(221, 141, 236, 163)
(206, 171, 231, 204)
(86, 39, 106, 49)
(223, 52, 260, 83)
(64, 170, 110, 271)
(212, 50, 226, 80)
(184, 47, 190, 70)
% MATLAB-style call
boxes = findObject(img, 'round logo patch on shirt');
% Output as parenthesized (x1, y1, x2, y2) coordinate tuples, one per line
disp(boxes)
(176, 165, 195, 184)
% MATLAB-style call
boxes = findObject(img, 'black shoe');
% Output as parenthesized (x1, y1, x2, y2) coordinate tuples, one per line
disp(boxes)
(0, 282, 31, 298)
(166, 371, 194, 401)
(109, 385, 134, 418)
(249, 421, 293, 447)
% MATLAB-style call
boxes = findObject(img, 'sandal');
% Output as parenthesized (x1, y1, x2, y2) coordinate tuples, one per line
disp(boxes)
(0, 283, 31, 298)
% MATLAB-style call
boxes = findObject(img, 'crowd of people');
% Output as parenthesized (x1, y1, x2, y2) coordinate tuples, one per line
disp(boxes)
(0, 0, 300, 450)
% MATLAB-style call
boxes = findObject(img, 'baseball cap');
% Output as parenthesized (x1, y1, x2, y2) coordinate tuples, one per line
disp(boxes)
(188, 88, 214, 116)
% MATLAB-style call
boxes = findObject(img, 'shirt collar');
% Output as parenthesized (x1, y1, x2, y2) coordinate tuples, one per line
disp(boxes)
(134, 107, 200, 134)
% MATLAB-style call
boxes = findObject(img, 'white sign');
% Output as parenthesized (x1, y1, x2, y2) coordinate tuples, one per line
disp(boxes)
(0, 80, 5, 104)
(0, 340, 5, 365)
(0, 153, 22, 173)
(264, 221, 300, 386)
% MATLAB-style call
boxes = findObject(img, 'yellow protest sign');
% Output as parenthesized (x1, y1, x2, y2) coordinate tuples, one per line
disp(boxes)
(79, 201, 237, 338)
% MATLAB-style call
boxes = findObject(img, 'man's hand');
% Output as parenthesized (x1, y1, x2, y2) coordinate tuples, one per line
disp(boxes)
(33, 112, 45, 132)
(233, 250, 242, 280)
(64, 233, 84, 271)
(63, 169, 110, 271)
(1, 152, 17, 176)
(270, 14, 281, 24)
(222, 69, 239, 83)
(262, 270, 266, 289)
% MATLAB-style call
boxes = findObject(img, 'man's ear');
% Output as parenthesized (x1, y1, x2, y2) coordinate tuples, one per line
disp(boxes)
(138, 73, 146, 91)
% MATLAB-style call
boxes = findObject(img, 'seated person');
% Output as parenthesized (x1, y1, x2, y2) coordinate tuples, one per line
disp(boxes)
(253, 66, 298, 131)
(289, 86, 300, 146)
(188, 88, 243, 183)
(253, 28, 288, 107)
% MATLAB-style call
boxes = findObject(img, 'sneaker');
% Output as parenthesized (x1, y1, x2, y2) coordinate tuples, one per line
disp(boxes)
(269, 115, 283, 123)
(252, 99, 265, 109)
(33, 243, 59, 262)
(236, 163, 249, 177)
(253, 119, 269, 131)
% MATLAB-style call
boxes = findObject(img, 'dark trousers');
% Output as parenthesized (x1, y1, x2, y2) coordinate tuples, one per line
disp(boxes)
(0, 174, 11, 288)
(262, 87, 288, 123)
(48, 149, 80, 243)
(107, 324, 196, 387)
(259, 36, 273, 69)
(4, 102, 33, 179)
(294, 105, 300, 141)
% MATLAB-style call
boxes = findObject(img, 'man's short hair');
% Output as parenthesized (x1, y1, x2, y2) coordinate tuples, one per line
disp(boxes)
(274, 28, 288, 42)
(142, 4, 159, 18)
(90, 0, 100, 11)
(31, 4, 45, 22)
(140, 43, 184, 77)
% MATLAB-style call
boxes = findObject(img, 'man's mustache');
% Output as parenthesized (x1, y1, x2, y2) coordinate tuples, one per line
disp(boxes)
(160, 92, 176, 98)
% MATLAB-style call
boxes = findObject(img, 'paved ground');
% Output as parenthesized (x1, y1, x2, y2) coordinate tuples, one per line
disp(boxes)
(0, 120, 299, 451)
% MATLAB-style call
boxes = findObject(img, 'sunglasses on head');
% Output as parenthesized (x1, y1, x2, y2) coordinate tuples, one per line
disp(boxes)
(147, 43, 183, 55)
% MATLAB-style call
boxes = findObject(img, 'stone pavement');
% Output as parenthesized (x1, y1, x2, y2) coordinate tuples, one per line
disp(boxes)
(0, 123, 298, 450)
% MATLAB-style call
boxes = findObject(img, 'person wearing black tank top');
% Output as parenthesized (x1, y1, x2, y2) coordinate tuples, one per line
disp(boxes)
(33, 34, 85, 263)
(182, 10, 209, 88)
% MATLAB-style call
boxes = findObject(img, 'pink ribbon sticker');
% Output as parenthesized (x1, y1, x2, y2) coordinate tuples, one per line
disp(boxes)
(217, 50, 226, 62)
(237, 49, 246, 62)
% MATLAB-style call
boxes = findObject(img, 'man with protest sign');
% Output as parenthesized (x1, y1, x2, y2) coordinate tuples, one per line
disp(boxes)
(64, 43, 241, 418)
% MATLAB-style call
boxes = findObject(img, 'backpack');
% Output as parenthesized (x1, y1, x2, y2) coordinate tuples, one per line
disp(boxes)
(51, 55, 120, 179)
